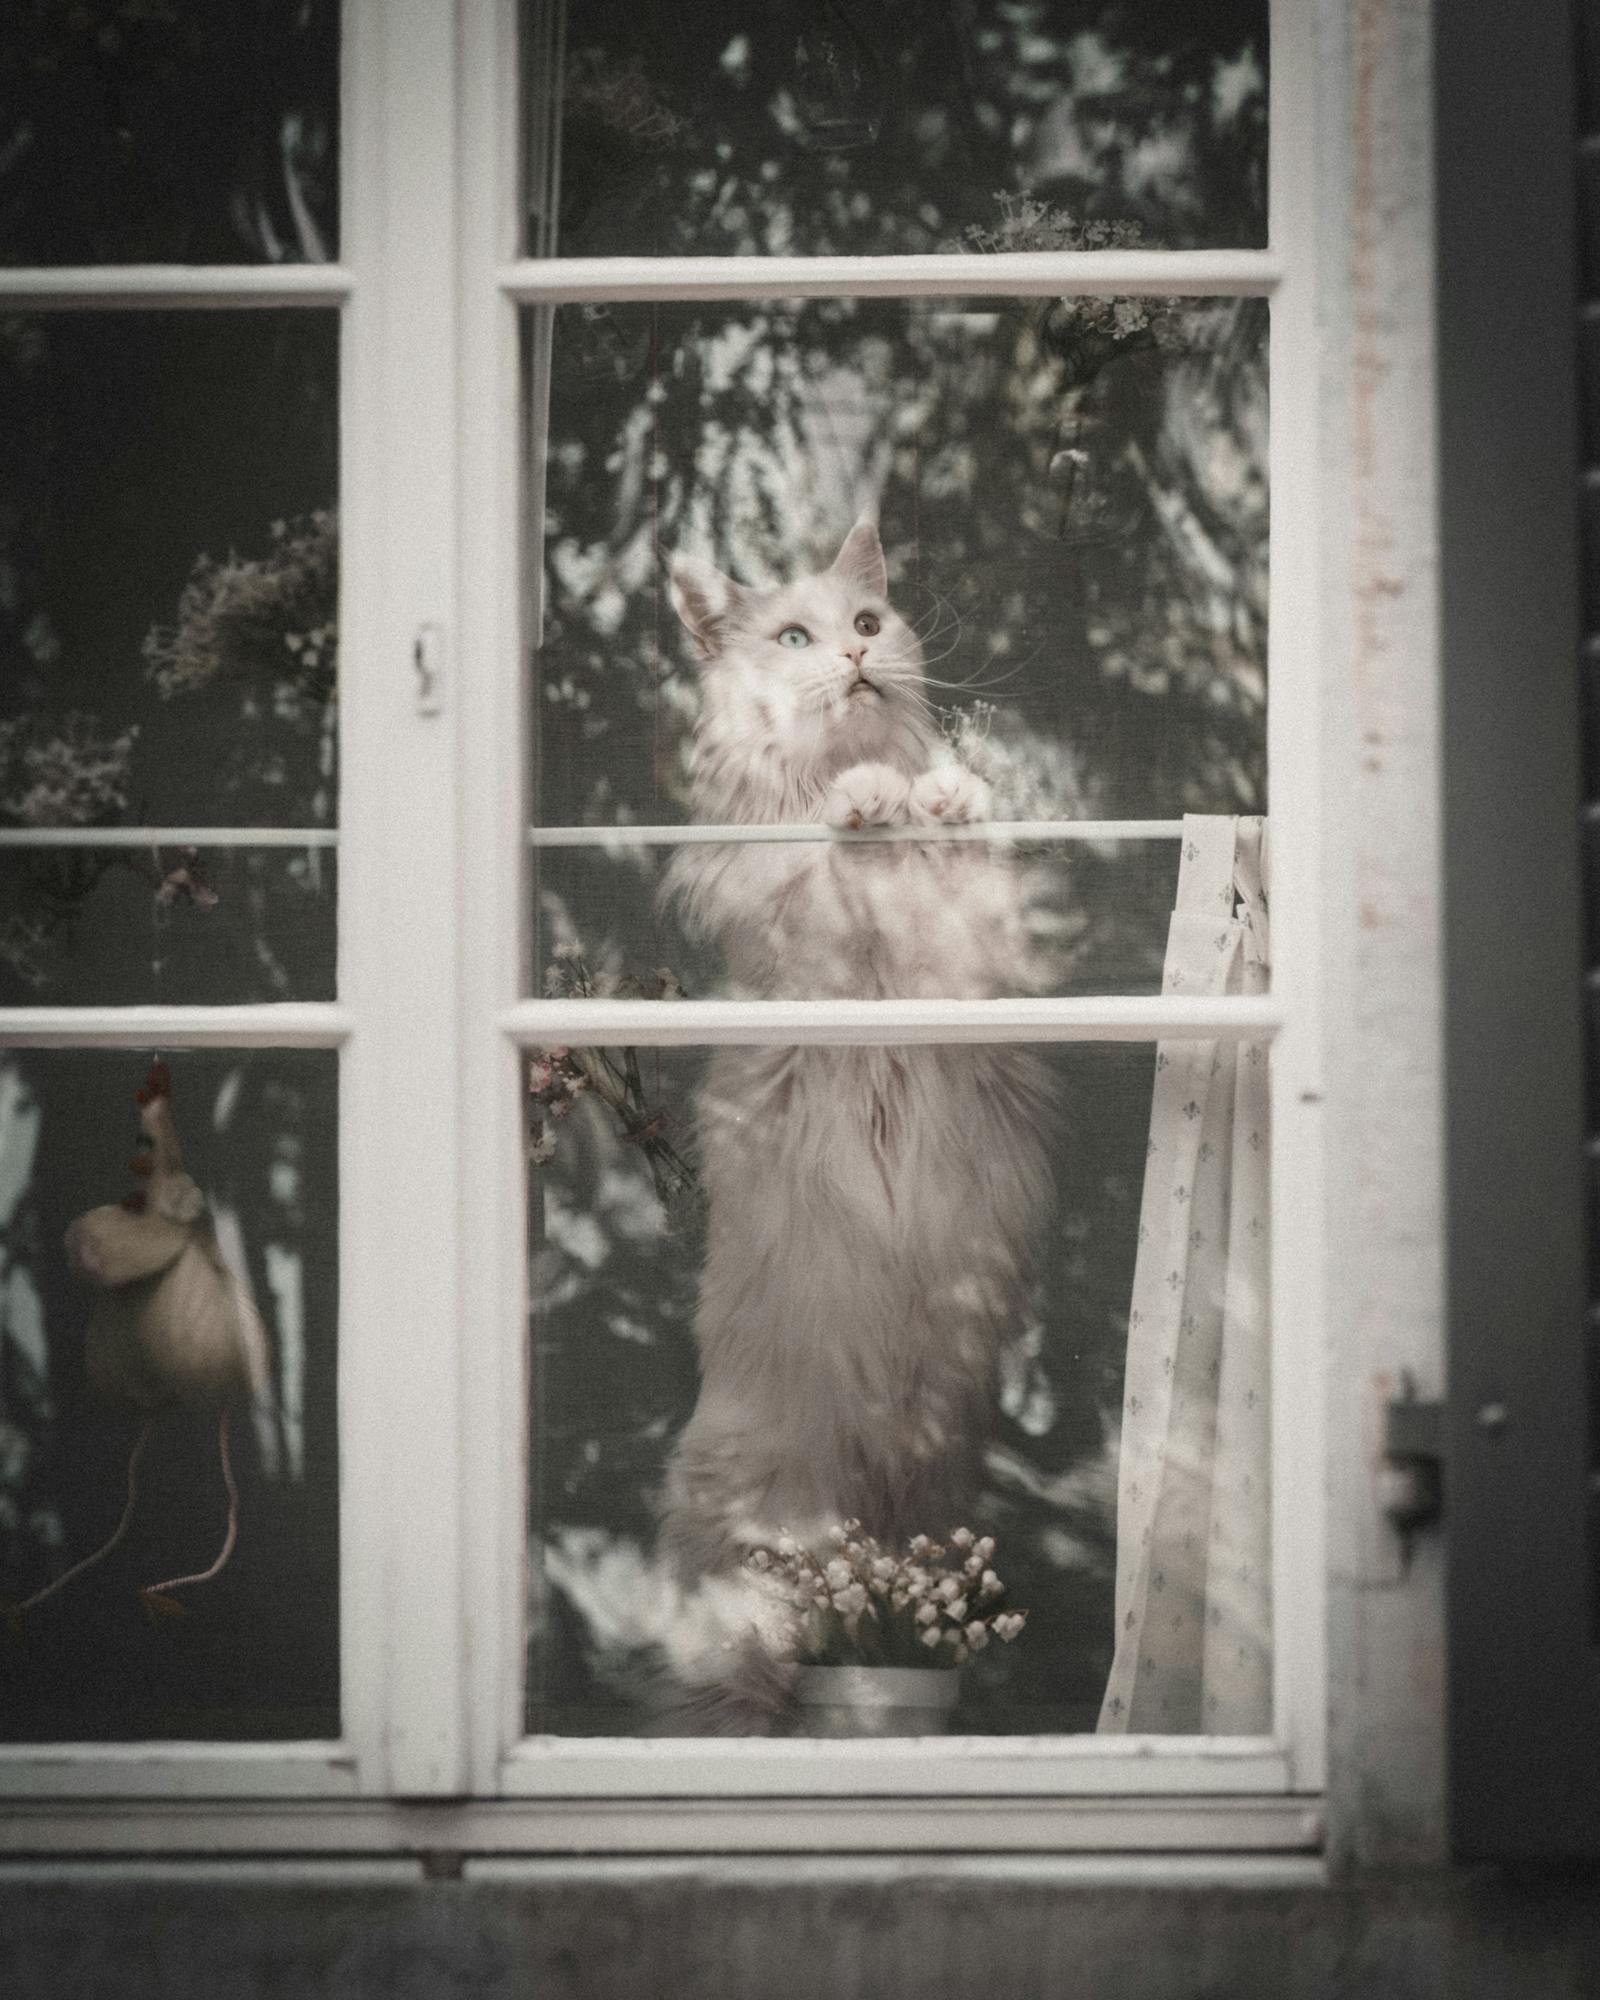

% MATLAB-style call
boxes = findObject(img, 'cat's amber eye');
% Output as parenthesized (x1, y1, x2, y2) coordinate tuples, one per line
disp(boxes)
(777, 625, 812, 648)
(854, 612, 881, 637)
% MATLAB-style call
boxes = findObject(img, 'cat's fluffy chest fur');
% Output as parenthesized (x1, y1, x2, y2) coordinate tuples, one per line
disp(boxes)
(657, 521, 1053, 1587)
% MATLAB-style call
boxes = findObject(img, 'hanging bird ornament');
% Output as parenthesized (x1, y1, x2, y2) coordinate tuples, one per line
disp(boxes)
(7, 1061, 268, 1627)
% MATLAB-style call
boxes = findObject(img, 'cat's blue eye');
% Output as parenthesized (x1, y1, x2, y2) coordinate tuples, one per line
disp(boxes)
(777, 625, 812, 648)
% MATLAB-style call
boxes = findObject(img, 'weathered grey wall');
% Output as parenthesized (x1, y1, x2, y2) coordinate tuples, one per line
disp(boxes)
(1319, 0, 1451, 1872)
(4, 1866, 1600, 2000)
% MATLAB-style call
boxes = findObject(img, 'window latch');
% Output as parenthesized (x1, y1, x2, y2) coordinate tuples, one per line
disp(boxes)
(1379, 1372, 1446, 1534)
(413, 622, 445, 717)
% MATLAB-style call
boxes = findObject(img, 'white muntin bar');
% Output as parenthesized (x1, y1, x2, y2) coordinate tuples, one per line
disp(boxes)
(0, 827, 339, 849)
(528, 819, 1183, 849)
(502, 995, 1282, 1048)
(457, 0, 534, 1797)
(0, 1004, 352, 1049)
(0, 266, 353, 310)
(498, 249, 1283, 306)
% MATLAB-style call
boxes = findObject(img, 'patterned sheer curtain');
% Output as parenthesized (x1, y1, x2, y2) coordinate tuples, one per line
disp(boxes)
(1099, 815, 1271, 1734)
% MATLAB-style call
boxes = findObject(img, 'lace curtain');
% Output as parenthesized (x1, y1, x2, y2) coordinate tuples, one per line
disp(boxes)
(1098, 814, 1272, 1734)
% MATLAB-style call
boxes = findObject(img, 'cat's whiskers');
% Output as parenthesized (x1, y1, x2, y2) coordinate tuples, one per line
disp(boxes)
(949, 653, 1042, 694)
(902, 596, 963, 656)
(906, 584, 962, 644)
(918, 640, 1044, 697)
(914, 630, 970, 674)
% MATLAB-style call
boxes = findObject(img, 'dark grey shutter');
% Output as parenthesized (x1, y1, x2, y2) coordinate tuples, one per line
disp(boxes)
(1439, 0, 1600, 1857)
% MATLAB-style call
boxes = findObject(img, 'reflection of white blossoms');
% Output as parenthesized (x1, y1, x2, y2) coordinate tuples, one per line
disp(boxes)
(938, 699, 1096, 824)
(955, 193, 1143, 257)
(948, 196, 1187, 388)
(1, 512, 340, 987)
(0, 712, 147, 986)
(0, 711, 137, 829)
(143, 511, 337, 709)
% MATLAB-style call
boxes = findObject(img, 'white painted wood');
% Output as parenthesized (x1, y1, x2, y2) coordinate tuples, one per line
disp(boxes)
(0, 1795, 1324, 1855)
(0, 1743, 358, 1800)
(0, 1859, 425, 1884)
(528, 819, 1183, 849)
(499, 249, 1282, 304)
(1263, 0, 1329, 1800)
(0, 266, 351, 308)
(329, 0, 388, 1805)
(501, 995, 1285, 1048)
(334, 0, 467, 1798)
(0, 827, 338, 848)
(456, 0, 535, 1801)
(0, 1004, 351, 1048)
(502, 1737, 1291, 1799)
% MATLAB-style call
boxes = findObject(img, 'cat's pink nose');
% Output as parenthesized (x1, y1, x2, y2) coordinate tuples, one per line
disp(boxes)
(843, 645, 867, 669)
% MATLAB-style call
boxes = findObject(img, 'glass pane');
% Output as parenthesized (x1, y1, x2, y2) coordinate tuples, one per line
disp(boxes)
(0, 1049, 339, 1741)
(529, 295, 1266, 998)
(526, 1040, 1271, 1736)
(534, 837, 1178, 1003)
(0, 846, 335, 1009)
(528, 0, 1267, 257)
(0, 0, 338, 265)
(0, 312, 338, 1003)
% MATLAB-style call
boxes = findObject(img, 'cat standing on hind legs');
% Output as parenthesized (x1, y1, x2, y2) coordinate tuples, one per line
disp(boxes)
(656, 517, 1055, 1716)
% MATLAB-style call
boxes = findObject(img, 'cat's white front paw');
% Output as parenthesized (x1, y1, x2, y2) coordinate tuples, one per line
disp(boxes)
(823, 762, 912, 830)
(908, 764, 991, 826)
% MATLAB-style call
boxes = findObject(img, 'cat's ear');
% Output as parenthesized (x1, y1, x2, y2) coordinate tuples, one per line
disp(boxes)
(831, 516, 888, 599)
(669, 555, 747, 661)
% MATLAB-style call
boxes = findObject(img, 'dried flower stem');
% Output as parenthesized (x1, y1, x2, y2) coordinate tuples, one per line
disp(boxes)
(530, 954, 701, 1209)
(8, 1416, 155, 1620)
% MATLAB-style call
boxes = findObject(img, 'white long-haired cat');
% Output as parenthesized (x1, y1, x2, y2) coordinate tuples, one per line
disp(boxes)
(656, 520, 1055, 1664)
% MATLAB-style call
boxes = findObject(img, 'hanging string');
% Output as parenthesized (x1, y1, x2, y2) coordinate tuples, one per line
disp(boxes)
(142, 1407, 239, 1602)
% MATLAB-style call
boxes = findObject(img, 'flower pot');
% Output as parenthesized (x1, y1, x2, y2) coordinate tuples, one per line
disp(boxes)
(791, 1664, 960, 1737)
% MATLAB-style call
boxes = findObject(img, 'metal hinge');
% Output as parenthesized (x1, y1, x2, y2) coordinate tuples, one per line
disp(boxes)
(1379, 1372, 1446, 1534)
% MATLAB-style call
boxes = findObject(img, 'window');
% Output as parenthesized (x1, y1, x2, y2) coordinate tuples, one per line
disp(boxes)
(0, 0, 1327, 1852)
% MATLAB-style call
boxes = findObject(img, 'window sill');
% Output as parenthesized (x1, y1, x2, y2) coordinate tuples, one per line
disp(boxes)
(0, 1793, 1323, 1857)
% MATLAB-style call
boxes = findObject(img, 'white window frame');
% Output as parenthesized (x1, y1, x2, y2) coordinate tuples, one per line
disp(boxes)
(0, 0, 1327, 1855)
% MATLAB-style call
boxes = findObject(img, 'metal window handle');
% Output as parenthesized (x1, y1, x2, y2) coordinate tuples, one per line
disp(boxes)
(414, 622, 445, 716)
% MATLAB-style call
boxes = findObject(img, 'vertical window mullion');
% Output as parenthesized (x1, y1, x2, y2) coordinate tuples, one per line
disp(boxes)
(458, 0, 531, 1798)
(1264, 0, 1328, 1792)
(338, 0, 468, 1796)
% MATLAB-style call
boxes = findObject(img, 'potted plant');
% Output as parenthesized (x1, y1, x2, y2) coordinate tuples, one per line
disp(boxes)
(745, 1521, 1027, 1737)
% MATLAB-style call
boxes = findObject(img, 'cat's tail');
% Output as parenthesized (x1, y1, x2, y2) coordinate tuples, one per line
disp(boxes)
(653, 1464, 802, 1735)
(645, 1630, 795, 1738)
